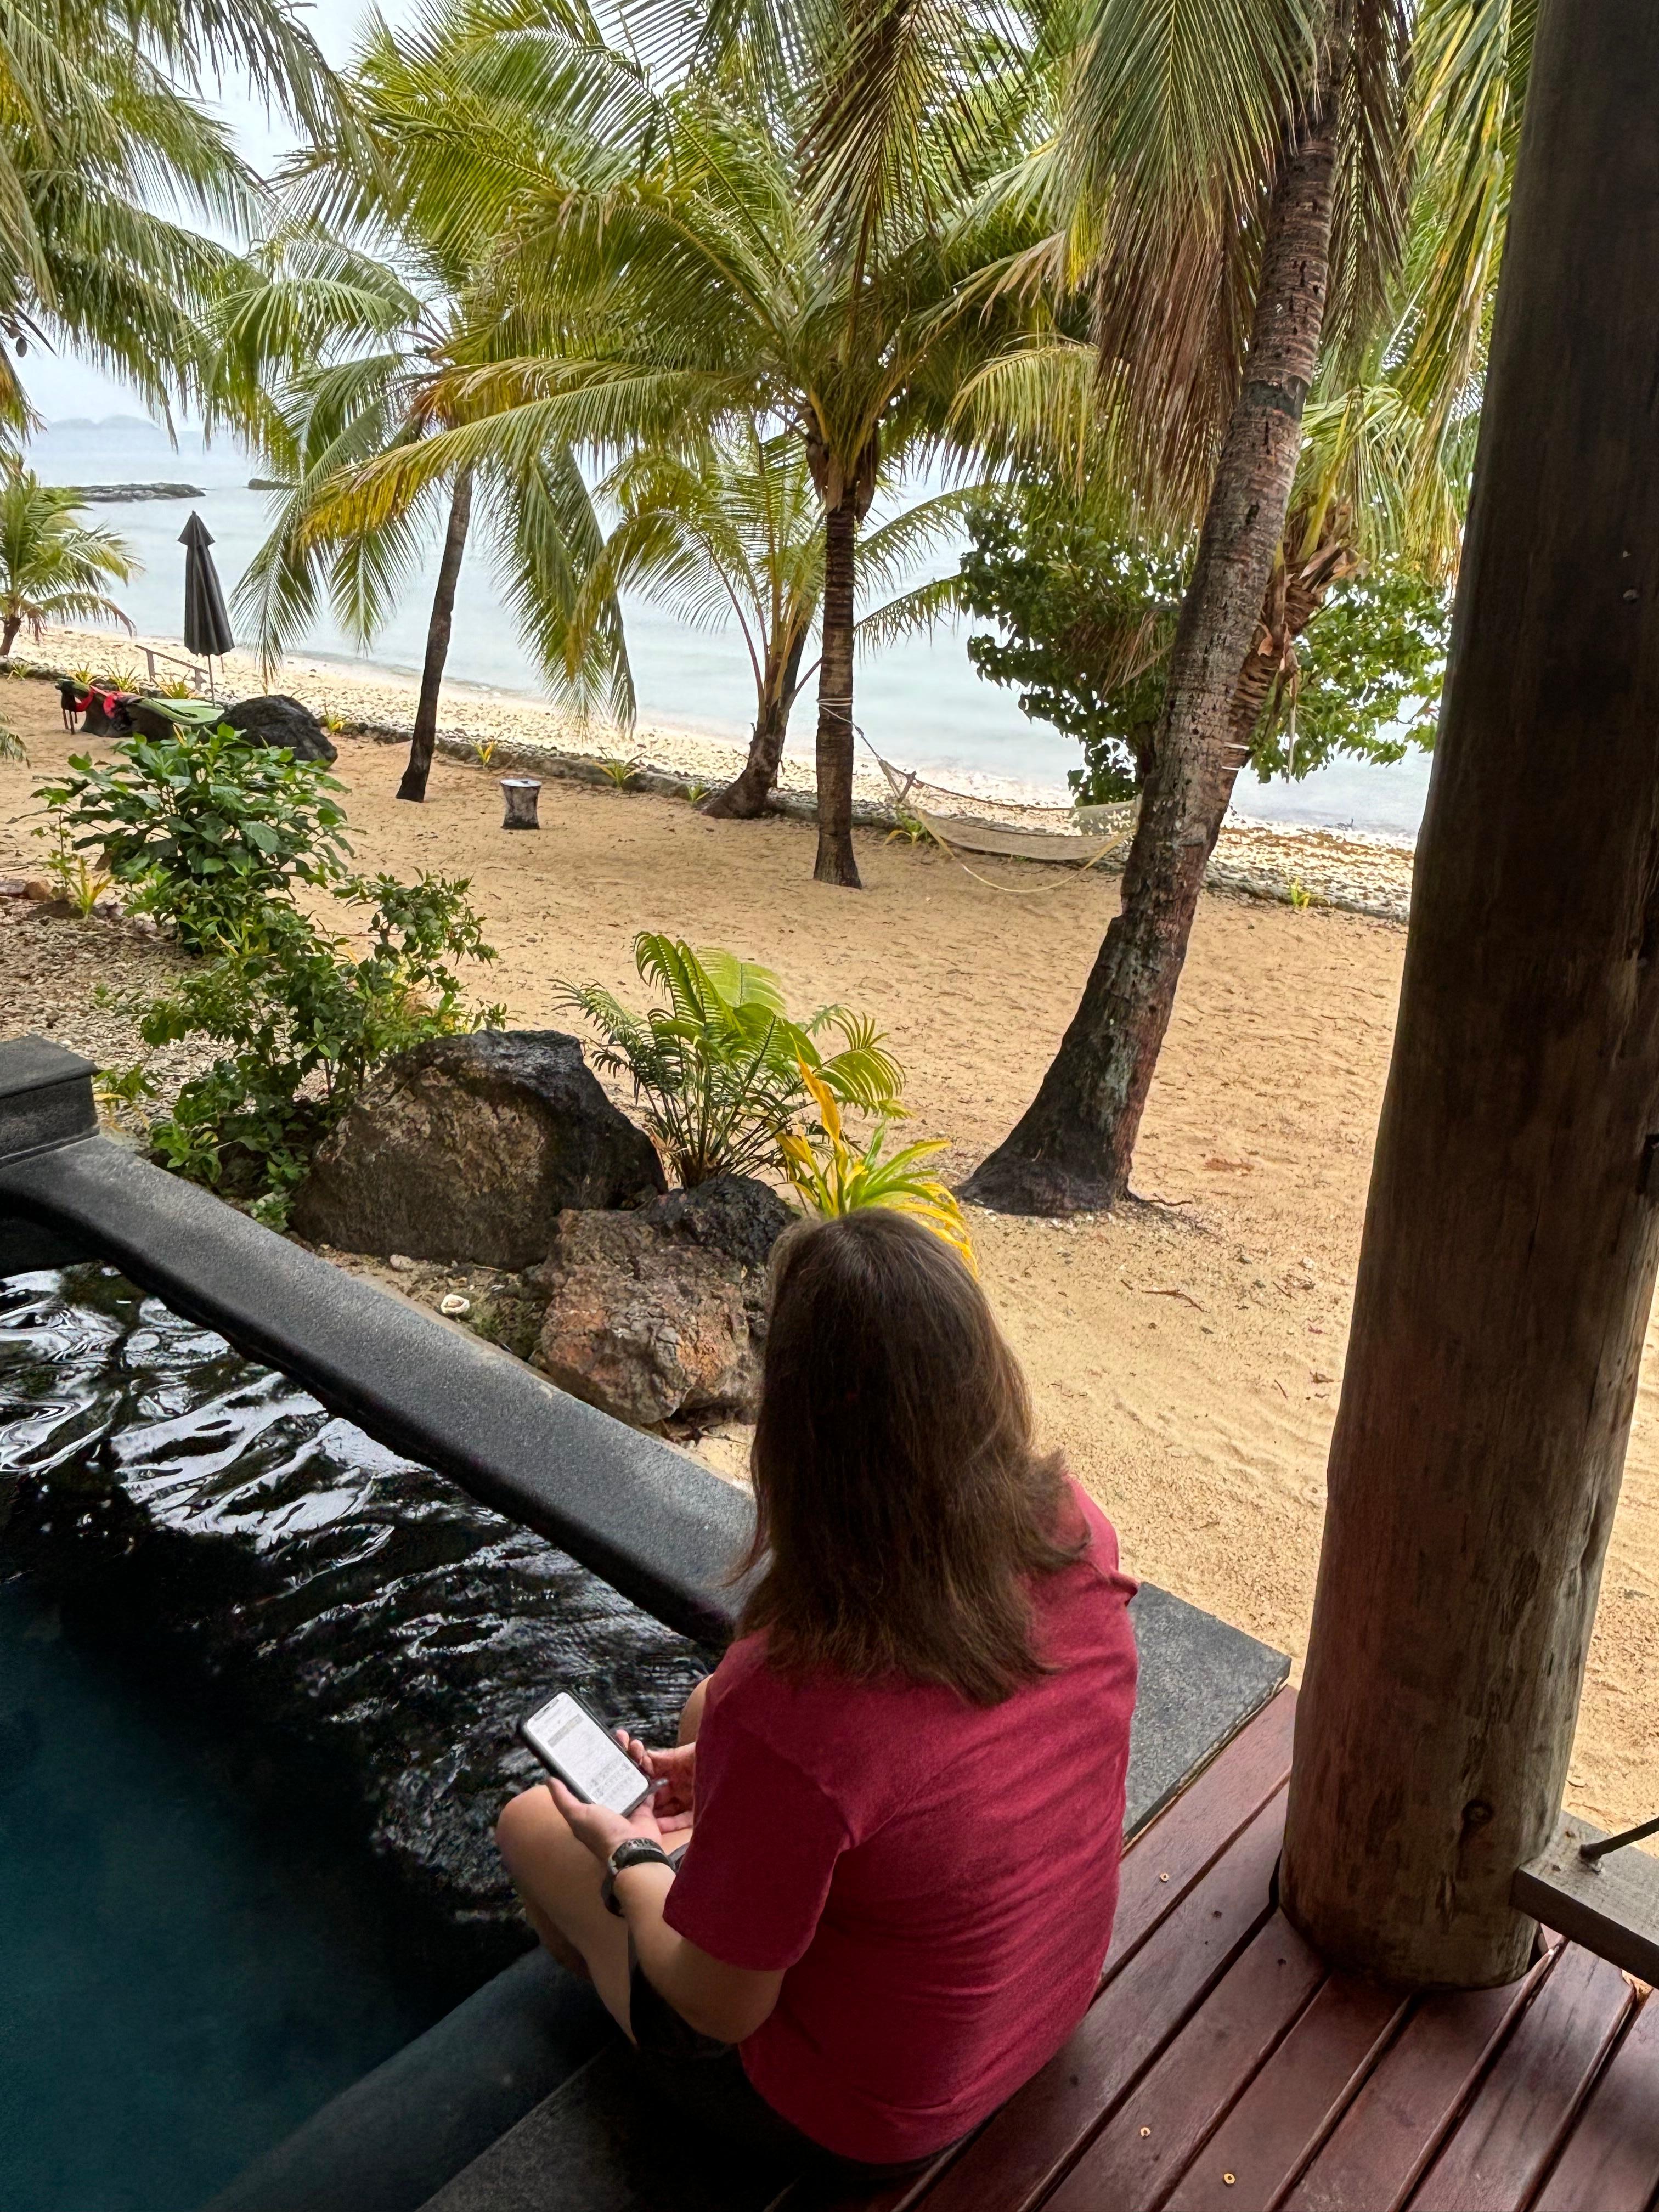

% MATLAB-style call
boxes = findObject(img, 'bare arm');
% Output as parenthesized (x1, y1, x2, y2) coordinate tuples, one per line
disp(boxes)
(614, 1860, 784, 2043)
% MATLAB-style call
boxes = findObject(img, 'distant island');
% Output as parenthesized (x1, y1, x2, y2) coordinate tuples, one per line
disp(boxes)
(67, 482, 205, 502)
(247, 477, 289, 491)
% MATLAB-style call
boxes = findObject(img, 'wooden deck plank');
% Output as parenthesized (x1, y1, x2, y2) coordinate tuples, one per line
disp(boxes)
(909, 1790, 1287, 2212)
(1405, 1948, 1635, 2212)
(1280, 1959, 1551, 2212)
(1160, 1974, 1407, 2212)
(1530, 1994, 1659, 2212)
(1041, 1915, 1325, 2212)
(1108, 1692, 1297, 1979)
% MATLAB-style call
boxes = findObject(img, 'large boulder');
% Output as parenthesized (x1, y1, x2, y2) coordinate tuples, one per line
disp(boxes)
(222, 692, 338, 763)
(291, 1031, 665, 1267)
(532, 1177, 792, 1429)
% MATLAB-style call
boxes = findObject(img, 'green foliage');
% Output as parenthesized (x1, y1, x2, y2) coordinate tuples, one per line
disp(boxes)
(779, 1064, 973, 1271)
(1243, 566, 1450, 783)
(959, 500, 1183, 803)
(94, 1062, 158, 1123)
(598, 756, 642, 789)
(0, 722, 26, 763)
(0, 469, 135, 647)
(34, 818, 112, 916)
(138, 873, 502, 1193)
(959, 494, 1451, 804)
(557, 935, 904, 1188)
(35, 723, 351, 946)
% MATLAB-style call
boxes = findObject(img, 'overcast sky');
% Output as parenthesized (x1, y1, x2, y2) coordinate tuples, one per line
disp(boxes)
(30, 2, 412, 422)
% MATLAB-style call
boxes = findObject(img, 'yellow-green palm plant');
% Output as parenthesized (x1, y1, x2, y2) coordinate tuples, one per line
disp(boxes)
(562, 418, 992, 818)
(0, 468, 134, 656)
(780, 1061, 974, 1272)
(299, 58, 1066, 886)
(556, 935, 905, 1188)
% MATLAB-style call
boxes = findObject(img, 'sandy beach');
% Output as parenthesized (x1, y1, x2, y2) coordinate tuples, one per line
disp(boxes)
(22, 623, 1420, 921)
(2, 665, 1652, 1845)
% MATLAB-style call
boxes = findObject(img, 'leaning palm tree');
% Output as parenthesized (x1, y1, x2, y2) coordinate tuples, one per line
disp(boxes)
(307, 60, 1057, 883)
(957, 0, 1527, 1211)
(0, 469, 134, 655)
(562, 420, 983, 818)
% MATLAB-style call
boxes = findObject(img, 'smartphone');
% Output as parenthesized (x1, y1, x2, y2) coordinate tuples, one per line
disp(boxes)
(518, 1690, 652, 1816)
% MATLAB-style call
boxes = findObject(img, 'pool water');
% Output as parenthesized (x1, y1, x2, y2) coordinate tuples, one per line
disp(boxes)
(0, 1575, 451, 2212)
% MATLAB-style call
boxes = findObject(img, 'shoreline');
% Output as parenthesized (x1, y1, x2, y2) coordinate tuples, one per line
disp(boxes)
(25, 622, 1417, 922)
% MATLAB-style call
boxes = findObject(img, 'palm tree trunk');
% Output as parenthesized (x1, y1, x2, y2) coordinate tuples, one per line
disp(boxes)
(0, 615, 19, 657)
(703, 629, 806, 819)
(962, 71, 1344, 1214)
(398, 468, 473, 804)
(813, 497, 860, 887)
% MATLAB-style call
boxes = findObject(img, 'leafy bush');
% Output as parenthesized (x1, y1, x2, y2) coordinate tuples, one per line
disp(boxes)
(780, 1063, 973, 1268)
(35, 723, 351, 945)
(139, 873, 502, 1193)
(958, 493, 1449, 804)
(558, 935, 903, 1187)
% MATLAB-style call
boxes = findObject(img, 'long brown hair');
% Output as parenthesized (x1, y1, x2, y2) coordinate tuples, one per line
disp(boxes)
(737, 1209, 1082, 1705)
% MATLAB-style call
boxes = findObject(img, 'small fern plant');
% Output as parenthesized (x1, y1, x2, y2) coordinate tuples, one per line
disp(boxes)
(556, 935, 904, 1186)
(780, 1063, 974, 1270)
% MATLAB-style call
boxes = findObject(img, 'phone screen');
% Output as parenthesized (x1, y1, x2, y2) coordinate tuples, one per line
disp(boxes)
(520, 1692, 650, 1815)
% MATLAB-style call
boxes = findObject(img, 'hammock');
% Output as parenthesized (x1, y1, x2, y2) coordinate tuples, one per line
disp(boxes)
(868, 746, 1138, 883)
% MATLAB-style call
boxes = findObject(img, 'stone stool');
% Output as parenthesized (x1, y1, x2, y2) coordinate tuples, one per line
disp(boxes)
(500, 777, 542, 830)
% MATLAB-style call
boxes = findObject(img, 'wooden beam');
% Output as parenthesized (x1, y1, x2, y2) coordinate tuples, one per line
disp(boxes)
(1280, 0, 1659, 1984)
(1513, 1817, 1659, 1986)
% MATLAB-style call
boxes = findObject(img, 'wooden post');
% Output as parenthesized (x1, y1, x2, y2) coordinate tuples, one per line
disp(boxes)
(1280, 0, 1659, 1987)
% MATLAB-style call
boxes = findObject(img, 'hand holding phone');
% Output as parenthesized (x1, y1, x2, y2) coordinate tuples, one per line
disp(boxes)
(620, 1736, 695, 1832)
(518, 1691, 652, 1816)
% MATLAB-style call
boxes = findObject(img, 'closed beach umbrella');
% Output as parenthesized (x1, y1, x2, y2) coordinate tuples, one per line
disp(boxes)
(179, 510, 233, 684)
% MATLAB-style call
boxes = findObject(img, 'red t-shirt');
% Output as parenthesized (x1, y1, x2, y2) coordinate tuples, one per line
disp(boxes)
(662, 1481, 1138, 2164)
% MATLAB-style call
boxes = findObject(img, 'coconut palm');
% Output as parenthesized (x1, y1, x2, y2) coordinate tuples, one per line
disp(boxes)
(0, 0, 342, 432)
(304, 56, 1058, 883)
(0, 469, 134, 655)
(224, 1, 634, 802)
(561, 420, 983, 817)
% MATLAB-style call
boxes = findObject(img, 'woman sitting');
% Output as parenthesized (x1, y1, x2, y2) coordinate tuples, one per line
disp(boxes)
(496, 1207, 1138, 2177)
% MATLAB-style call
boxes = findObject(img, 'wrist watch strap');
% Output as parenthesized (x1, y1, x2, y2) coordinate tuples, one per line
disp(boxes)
(602, 1837, 672, 1917)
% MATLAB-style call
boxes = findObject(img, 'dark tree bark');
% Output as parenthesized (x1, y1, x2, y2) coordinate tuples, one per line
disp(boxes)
(1282, 0, 1659, 1988)
(0, 614, 19, 657)
(962, 75, 1345, 1213)
(813, 495, 860, 885)
(398, 467, 473, 804)
(702, 628, 806, 819)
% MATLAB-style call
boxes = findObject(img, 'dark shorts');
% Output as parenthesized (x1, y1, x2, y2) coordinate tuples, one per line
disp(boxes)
(627, 1934, 948, 2186)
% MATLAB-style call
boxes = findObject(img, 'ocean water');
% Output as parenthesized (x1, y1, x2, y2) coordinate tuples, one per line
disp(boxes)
(29, 417, 1434, 838)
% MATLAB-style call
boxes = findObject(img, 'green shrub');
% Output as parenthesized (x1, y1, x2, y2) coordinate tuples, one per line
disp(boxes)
(139, 873, 503, 1193)
(557, 934, 903, 1187)
(35, 723, 351, 946)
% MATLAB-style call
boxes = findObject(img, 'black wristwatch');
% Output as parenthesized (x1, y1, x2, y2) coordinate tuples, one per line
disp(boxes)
(601, 1837, 673, 1916)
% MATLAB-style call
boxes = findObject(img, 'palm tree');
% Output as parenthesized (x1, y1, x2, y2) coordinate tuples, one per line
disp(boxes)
(224, 5, 631, 801)
(306, 59, 1055, 883)
(562, 420, 981, 818)
(0, 469, 134, 655)
(0, 1, 342, 432)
